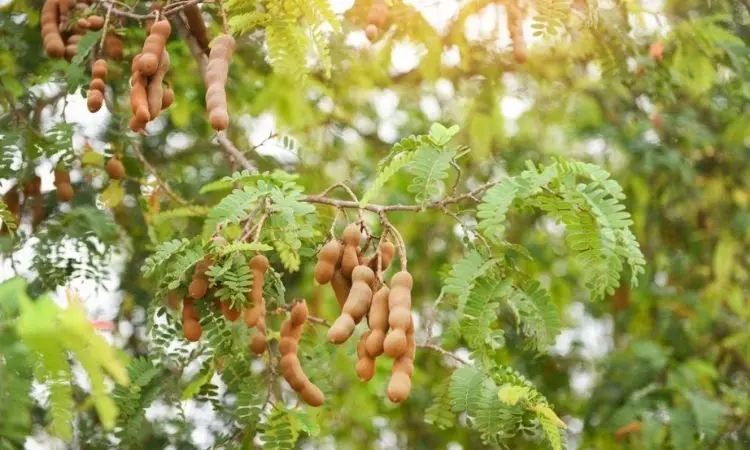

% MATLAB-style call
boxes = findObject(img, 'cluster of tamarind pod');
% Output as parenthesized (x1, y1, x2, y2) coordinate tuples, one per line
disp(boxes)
(87, 59, 108, 112)
(41, 0, 123, 61)
(129, 17, 174, 132)
(365, 0, 389, 41)
(315, 223, 416, 403)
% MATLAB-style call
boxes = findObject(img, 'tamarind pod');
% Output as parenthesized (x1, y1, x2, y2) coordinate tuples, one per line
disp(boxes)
(183, 4, 210, 54)
(367, 241, 395, 272)
(330, 270, 351, 308)
(42, 0, 65, 58)
(314, 240, 343, 284)
(161, 86, 175, 109)
(128, 116, 145, 133)
(67, 33, 82, 45)
(383, 329, 407, 358)
(250, 331, 266, 354)
(507, 3, 527, 64)
(138, 19, 171, 76)
(327, 315, 355, 345)
(279, 336, 298, 355)
(53, 169, 70, 185)
(280, 320, 303, 340)
(280, 354, 308, 391)
(58, 0, 70, 32)
(24, 176, 42, 197)
(340, 224, 360, 278)
(130, 72, 150, 123)
(299, 382, 325, 407)
(92, 59, 108, 80)
(365, 24, 378, 42)
(205, 61, 229, 87)
(342, 266, 375, 321)
(367, 0, 388, 29)
(243, 303, 262, 327)
(89, 78, 105, 92)
(131, 53, 142, 73)
(387, 371, 411, 403)
(209, 110, 229, 131)
(365, 286, 389, 356)
(188, 277, 208, 299)
(245, 254, 269, 326)
(205, 85, 226, 112)
(64, 44, 77, 61)
(166, 291, 181, 310)
(221, 301, 241, 321)
(104, 33, 124, 60)
(290, 301, 309, 327)
(194, 258, 212, 277)
(86, 89, 103, 113)
(182, 298, 199, 321)
(74, 17, 89, 32)
(356, 357, 375, 382)
(87, 15, 104, 30)
(147, 50, 170, 118)
(183, 319, 202, 341)
(392, 356, 414, 377)
(389, 307, 411, 330)
(55, 182, 74, 202)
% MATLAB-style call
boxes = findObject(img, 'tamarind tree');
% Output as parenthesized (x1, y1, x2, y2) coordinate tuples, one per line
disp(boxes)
(1, 0, 748, 449)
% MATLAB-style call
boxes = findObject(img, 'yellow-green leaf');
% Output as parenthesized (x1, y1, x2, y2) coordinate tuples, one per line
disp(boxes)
(101, 180, 125, 208)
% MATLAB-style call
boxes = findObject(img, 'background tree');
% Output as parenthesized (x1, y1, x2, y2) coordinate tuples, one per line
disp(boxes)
(0, 0, 748, 449)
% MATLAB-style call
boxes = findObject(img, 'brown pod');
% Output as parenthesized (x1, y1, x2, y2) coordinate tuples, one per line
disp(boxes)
(290, 301, 309, 327)
(92, 59, 108, 80)
(147, 50, 170, 118)
(75, 17, 89, 31)
(54, 169, 70, 185)
(161, 86, 175, 109)
(183, 4, 210, 54)
(330, 270, 351, 308)
(86, 89, 103, 113)
(383, 271, 413, 357)
(137, 19, 171, 76)
(366, 285, 390, 357)
(367, 0, 388, 28)
(166, 291, 181, 310)
(204, 34, 235, 131)
(42, 0, 65, 58)
(106, 157, 125, 180)
(221, 301, 241, 321)
(245, 254, 269, 327)
(356, 331, 375, 382)
(130, 73, 150, 127)
(328, 266, 375, 344)
(86, 15, 104, 30)
(188, 277, 208, 299)
(507, 2, 527, 64)
(89, 78, 106, 92)
(24, 175, 42, 197)
(195, 258, 212, 277)
(387, 371, 411, 403)
(299, 382, 325, 407)
(58, 0, 70, 31)
(182, 298, 199, 321)
(367, 241, 395, 272)
(250, 331, 266, 354)
(340, 224, 360, 278)
(280, 354, 307, 391)
(183, 319, 202, 342)
(314, 240, 342, 284)
(280, 320, 303, 341)
(279, 336, 298, 355)
(365, 24, 378, 42)
(55, 182, 74, 202)
(104, 33, 124, 60)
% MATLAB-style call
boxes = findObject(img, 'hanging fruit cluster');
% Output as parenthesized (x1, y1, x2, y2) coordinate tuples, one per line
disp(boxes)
(130, 17, 174, 132)
(280, 301, 325, 406)
(365, 0, 389, 41)
(316, 223, 415, 403)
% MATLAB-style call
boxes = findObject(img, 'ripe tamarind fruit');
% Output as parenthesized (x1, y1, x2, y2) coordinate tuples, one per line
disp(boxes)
(204, 34, 235, 131)
(507, 2, 527, 64)
(182, 298, 198, 321)
(24, 175, 42, 197)
(106, 156, 125, 180)
(314, 239, 342, 284)
(86, 15, 104, 30)
(356, 331, 375, 382)
(330, 269, 351, 308)
(129, 72, 150, 131)
(183, 4, 210, 54)
(137, 19, 171, 76)
(365, 285, 390, 357)
(328, 265, 375, 344)
(387, 323, 415, 403)
(220, 300, 241, 321)
(189, 276, 208, 299)
(104, 33, 124, 60)
(250, 321, 267, 354)
(87, 90, 104, 113)
(58, 0, 70, 32)
(244, 254, 269, 327)
(383, 271, 413, 359)
(340, 223, 361, 278)
(166, 291, 181, 310)
(161, 86, 175, 109)
(183, 319, 202, 342)
(365, 24, 378, 41)
(54, 168, 70, 185)
(55, 182, 75, 202)
(147, 50, 170, 118)
(41, 0, 65, 58)
(366, 240, 395, 272)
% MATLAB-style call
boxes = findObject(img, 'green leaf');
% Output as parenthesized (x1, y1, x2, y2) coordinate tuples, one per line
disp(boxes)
(100, 180, 125, 208)
(428, 123, 460, 146)
(182, 361, 215, 400)
(407, 146, 456, 204)
(683, 391, 726, 442)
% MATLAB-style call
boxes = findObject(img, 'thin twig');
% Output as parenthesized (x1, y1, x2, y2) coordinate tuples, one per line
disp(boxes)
(131, 142, 191, 206)
(104, 0, 202, 20)
(416, 343, 469, 365)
